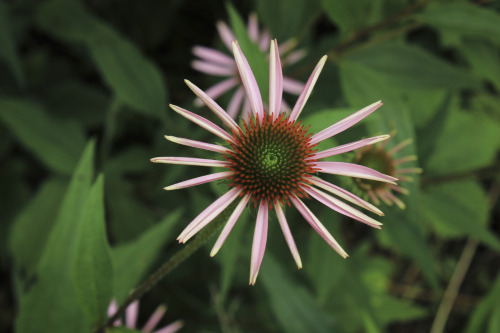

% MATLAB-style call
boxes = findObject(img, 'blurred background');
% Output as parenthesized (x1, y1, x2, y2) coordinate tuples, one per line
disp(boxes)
(2, 0, 500, 332)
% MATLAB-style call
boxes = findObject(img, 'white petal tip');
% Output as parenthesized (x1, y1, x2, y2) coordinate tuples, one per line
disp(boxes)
(163, 186, 175, 191)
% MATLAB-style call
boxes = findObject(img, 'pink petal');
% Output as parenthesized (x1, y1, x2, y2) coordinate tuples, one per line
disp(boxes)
(259, 29, 270, 51)
(275, 204, 302, 269)
(126, 300, 139, 328)
(269, 39, 283, 120)
(289, 55, 327, 122)
(155, 320, 185, 333)
(191, 60, 234, 76)
(194, 78, 239, 106)
(247, 13, 259, 42)
(107, 300, 122, 326)
(177, 188, 242, 243)
(311, 135, 390, 160)
(165, 171, 234, 191)
(227, 87, 245, 118)
(232, 41, 264, 118)
(192, 46, 235, 66)
(284, 49, 306, 65)
(210, 194, 251, 256)
(304, 186, 382, 229)
(316, 161, 398, 184)
(282, 77, 305, 95)
(185, 80, 240, 132)
(291, 195, 348, 258)
(311, 101, 383, 145)
(216, 21, 235, 51)
(249, 201, 269, 285)
(169, 104, 234, 143)
(310, 177, 383, 216)
(150, 157, 230, 168)
(142, 305, 166, 332)
(165, 135, 231, 154)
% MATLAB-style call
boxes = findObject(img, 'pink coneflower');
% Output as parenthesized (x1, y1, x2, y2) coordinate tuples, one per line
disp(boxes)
(192, 13, 305, 118)
(153, 40, 396, 285)
(108, 299, 183, 333)
(354, 137, 422, 209)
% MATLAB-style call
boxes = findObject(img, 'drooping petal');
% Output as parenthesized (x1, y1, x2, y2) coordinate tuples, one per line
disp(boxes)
(191, 60, 234, 76)
(269, 39, 283, 120)
(316, 161, 398, 184)
(249, 201, 269, 285)
(388, 138, 413, 155)
(142, 305, 166, 332)
(282, 77, 305, 95)
(192, 46, 235, 66)
(211, 194, 251, 257)
(311, 101, 383, 144)
(216, 21, 235, 50)
(126, 300, 139, 328)
(232, 41, 264, 118)
(291, 195, 348, 258)
(165, 135, 231, 154)
(275, 204, 302, 269)
(194, 78, 239, 106)
(289, 55, 327, 122)
(247, 13, 259, 42)
(169, 104, 234, 143)
(227, 87, 245, 118)
(155, 320, 185, 333)
(304, 186, 382, 229)
(394, 155, 418, 165)
(150, 157, 230, 168)
(310, 177, 383, 216)
(178, 188, 242, 243)
(284, 49, 306, 66)
(311, 135, 390, 160)
(259, 29, 270, 51)
(185, 80, 240, 132)
(107, 300, 122, 326)
(165, 171, 234, 191)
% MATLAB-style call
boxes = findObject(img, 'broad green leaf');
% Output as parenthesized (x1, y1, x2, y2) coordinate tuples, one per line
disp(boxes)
(257, 0, 320, 41)
(112, 209, 181, 302)
(320, 0, 377, 34)
(106, 328, 141, 333)
(37, 0, 167, 118)
(0, 98, 86, 175)
(9, 178, 67, 280)
(422, 180, 500, 250)
(16, 141, 95, 333)
(227, 4, 269, 102)
(461, 39, 500, 91)
(260, 252, 339, 333)
(417, 2, 500, 45)
(465, 274, 500, 333)
(425, 107, 500, 174)
(73, 175, 113, 326)
(0, 2, 24, 86)
(344, 42, 480, 91)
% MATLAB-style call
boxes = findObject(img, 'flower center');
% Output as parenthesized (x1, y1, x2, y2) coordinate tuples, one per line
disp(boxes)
(354, 147, 395, 191)
(224, 113, 318, 207)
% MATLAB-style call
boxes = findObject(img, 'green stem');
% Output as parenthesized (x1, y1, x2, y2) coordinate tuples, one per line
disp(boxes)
(95, 200, 238, 333)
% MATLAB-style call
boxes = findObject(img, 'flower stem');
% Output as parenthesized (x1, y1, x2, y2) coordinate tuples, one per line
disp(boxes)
(95, 200, 238, 333)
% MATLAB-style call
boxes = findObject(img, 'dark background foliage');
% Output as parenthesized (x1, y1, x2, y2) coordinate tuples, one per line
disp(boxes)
(2, 0, 500, 332)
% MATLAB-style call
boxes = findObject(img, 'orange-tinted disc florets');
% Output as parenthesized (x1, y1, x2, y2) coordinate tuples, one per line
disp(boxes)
(224, 113, 319, 208)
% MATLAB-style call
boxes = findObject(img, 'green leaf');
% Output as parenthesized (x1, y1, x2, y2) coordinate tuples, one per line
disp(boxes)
(417, 2, 500, 45)
(9, 178, 67, 280)
(425, 107, 500, 174)
(0, 98, 86, 175)
(112, 210, 181, 302)
(106, 328, 142, 333)
(73, 175, 113, 326)
(260, 252, 339, 333)
(0, 2, 25, 86)
(257, 0, 320, 41)
(16, 141, 95, 333)
(37, 0, 167, 118)
(320, 0, 377, 34)
(422, 180, 500, 250)
(343, 42, 480, 91)
(465, 274, 500, 333)
(227, 4, 269, 102)
(460, 39, 500, 91)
